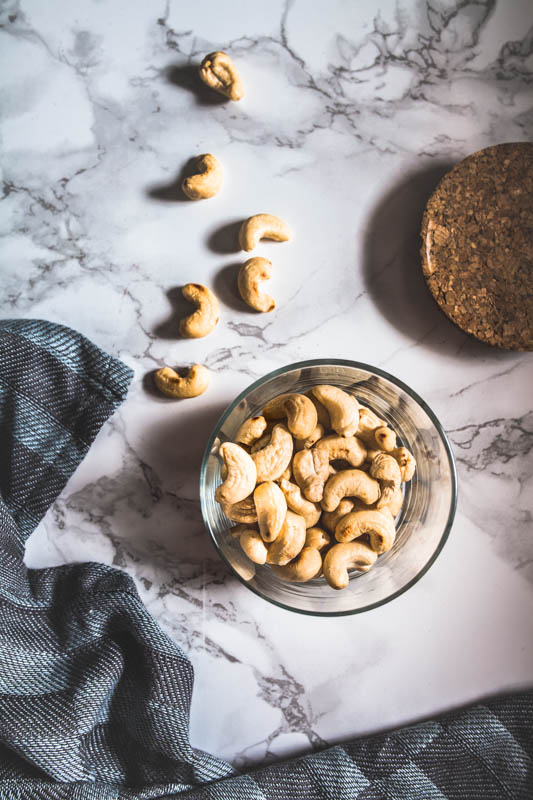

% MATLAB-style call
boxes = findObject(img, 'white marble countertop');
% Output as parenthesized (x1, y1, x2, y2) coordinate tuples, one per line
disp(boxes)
(2, 0, 533, 769)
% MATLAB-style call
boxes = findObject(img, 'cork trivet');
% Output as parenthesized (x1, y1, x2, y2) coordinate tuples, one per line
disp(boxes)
(420, 142, 533, 351)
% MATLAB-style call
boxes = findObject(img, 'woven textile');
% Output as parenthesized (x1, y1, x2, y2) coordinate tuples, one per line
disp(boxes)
(0, 318, 531, 799)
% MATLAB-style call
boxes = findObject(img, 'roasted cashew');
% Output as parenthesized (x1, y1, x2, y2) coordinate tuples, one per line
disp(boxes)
(311, 386, 360, 437)
(313, 435, 367, 470)
(215, 443, 257, 505)
(266, 510, 306, 566)
(335, 508, 396, 554)
(181, 154, 222, 200)
(392, 446, 417, 481)
(370, 452, 402, 509)
(321, 498, 355, 534)
(292, 448, 329, 503)
(221, 496, 257, 523)
(154, 364, 209, 398)
(199, 51, 244, 101)
(238, 214, 291, 252)
(232, 526, 269, 565)
(263, 393, 318, 440)
(305, 526, 331, 552)
(294, 424, 325, 451)
(323, 541, 377, 590)
(254, 481, 287, 543)
(271, 546, 322, 583)
(279, 478, 322, 528)
(321, 469, 380, 512)
(179, 283, 220, 338)
(238, 258, 275, 312)
(235, 415, 267, 447)
(251, 423, 293, 482)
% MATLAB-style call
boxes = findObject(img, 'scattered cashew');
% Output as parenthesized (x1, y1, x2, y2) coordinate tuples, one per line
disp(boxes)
(392, 446, 417, 482)
(179, 283, 219, 338)
(266, 510, 306, 566)
(251, 423, 293, 482)
(335, 508, 396, 554)
(294, 424, 325, 451)
(292, 448, 329, 503)
(181, 154, 222, 200)
(215, 443, 257, 505)
(279, 478, 322, 528)
(313, 435, 367, 470)
(311, 386, 359, 437)
(235, 415, 267, 447)
(323, 541, 378, 590)
(321, 498, 355, 534)
(271, 547, 322, 583)
(199, 51, 244, 101)
(254, 481, 287, 542)
(231, 525, 268, 564)
(263, 393, 318, 440)
(370, 452, 402, 509)
(321, 469, 380, 512)
(238, 258, 275, 312)
(154, 364, 209, 398)
(221, 496, 257, 523)
(238, 214, 291, 252)
(305, 527, 331, 552)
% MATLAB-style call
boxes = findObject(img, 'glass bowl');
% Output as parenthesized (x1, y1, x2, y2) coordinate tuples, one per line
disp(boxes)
(200, 360, 457, 616)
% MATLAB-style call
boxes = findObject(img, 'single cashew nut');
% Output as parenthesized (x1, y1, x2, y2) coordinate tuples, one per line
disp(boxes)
(392, 446, 417, 482)
(251, 423, 293, 482)
(313, 435, 367, 469)
(221, 496, 257, 523)
(199, 51, 244, 101)
(235, 415, 267, 447)
(254, 481, 287, 543)
(311, 386, 360, 437)
(321, 498, 355, 534)
(279, 478, 322, 528)
(323, 541, 378, 590)
(335, 508, 396, 554)
(215, 443, 257, 505)
(238, 258, 275, 312)
(181, 154, 223, 200)
(370, 452, 402, 509)
(321, 469, 380, 512)
(305, 527, 331, 552)
(238, 214, 291, 252)
(266, 510, 306, 566)
(294, 424, 325, 451)
(179, 283, 220, 338)
(232, 527, 269, 564)
(292, 448, 329, 503)
(271, 547, 322, 583)
(263, 393, 318, 440)
(154, 364, 209, 398)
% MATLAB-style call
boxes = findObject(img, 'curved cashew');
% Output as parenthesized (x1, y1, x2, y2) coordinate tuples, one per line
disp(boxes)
(179, 283, 219, 338)
(321, 469, 380, 512)
(357, 405, 385, 437)
(271, 546, 322, 583)
(370, 452, 401, 509)
(353, 485, 404, 517)
(392, 446, 417, 481)
(307, 392, 331, 429)
(266, 510, 306, 566)
(335, 508, 396, 554)
(181, 154, 222, 200)
(279, 478, 322, 528)
(294, 424, 325, 451)
(305, 526, 331, 552)
(215, 443, 257, 505)
(234, 527, 269, 564)
(313, 435, 367, 469)
(254, 481, 287, 543)
(263, 393, 318, 440)
(311, 386, 359, 437)
(154, 364, 209, 398)
(323, 541, 378, 590)
(292, 448, 329, 503)
(321, 498, 355, 534)
(199, 51, 244, 101)
(235, 415, 267, 447)
(238, 214, 291, 252)
(238, 258, 275, 312)
(251, 423, 293, 482)
(221, 495, 257, 523)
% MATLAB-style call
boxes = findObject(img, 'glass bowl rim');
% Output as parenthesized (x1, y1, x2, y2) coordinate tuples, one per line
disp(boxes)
(200, 358, 458, 617)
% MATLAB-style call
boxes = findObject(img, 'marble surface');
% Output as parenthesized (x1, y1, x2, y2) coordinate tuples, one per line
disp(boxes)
(2, 0, 533, 769)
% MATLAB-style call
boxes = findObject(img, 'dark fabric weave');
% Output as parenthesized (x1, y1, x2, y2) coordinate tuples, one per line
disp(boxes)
(0, 318, 531, 799)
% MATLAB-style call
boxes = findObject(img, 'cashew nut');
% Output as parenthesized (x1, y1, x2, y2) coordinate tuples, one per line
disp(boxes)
(179, 283, 219, 338)
(292, 448, 329, 503)
(370, 452, 402, 509)
(199, 51, 244, 101)
(353, 485, 404, 518)
(263, 393, 318, 440)
(311, 386, 360, 437)
(238, 214, 291, 252)
(235, 415, 267, 447)
(232, 526, 268, 564)
(215, 443, 257, 505)
(374, 426, 397, 453)
(323, 541, 378, 590)
(221, 496, 257, 523)
(279, 478, 322, 528)
(321, 498, 355, 534)
(313, 435, 367, 469)
(271, 547, 322, 583)
(238, 258, 275, 312)
(254, 481, 287, 543)
(154, 364, 209, 398)
(392, 446, 417, 482)
(266, 510, 306, 566)
(321, 469, 380, 512)
(305, 526, 331, 552)
(181, 154, 223, 200)
(251, 423, 293, 482)
(294, 424, 325, 451)
(335, 508, 396, 554)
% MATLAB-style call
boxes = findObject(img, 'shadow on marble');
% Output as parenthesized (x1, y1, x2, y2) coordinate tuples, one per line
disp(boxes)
(146, 157, 200, 203)
(153, 286, 191, 339)
(165, 64, 229, 106)
(206, 219, 243, 254)
(213, 262, 248, 312)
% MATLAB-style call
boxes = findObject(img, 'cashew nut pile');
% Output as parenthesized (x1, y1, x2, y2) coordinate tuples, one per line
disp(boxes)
(215, 386, 417, 590)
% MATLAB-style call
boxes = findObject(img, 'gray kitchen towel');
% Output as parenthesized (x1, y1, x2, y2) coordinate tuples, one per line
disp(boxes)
(0, 318, 531, 800)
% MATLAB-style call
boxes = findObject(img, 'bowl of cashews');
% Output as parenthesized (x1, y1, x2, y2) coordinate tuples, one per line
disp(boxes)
(200, 360, 457, 616)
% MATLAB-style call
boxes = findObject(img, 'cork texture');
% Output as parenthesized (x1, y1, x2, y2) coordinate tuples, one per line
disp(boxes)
(420, 142, 533, 351)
